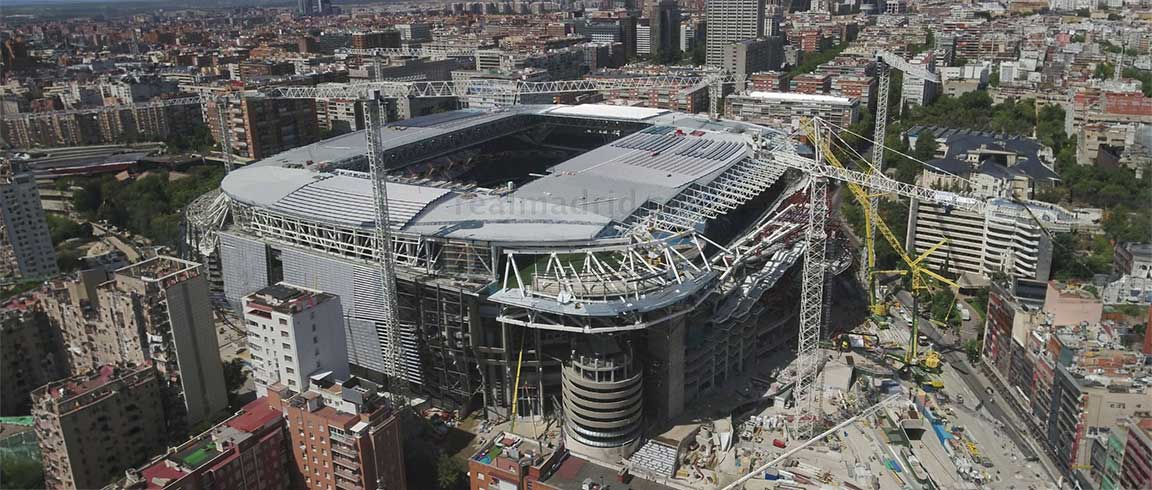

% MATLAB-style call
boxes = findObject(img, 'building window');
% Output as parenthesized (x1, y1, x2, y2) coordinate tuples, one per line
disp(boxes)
(279, 318, 287, 325)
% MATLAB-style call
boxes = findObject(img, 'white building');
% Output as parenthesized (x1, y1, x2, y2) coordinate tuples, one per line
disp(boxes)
(0, 164, 57, 280)
(243, 283, 349, 396)
(680, 25, 696, 52)
(725, 91, 859, 130)
(999, 60, 1017, 84)
(637, 24, 651, 56)
(900, 51, 938, 108)
(907, 200, 1054, 282)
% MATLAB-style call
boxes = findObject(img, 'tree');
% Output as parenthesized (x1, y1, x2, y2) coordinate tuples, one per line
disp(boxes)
(1094, 62, 1115, 80)
(964, 339, 981, 363)
(436, 454, 466, 490)
(913, 130, 938, 161)
(690, 43, 705, 65)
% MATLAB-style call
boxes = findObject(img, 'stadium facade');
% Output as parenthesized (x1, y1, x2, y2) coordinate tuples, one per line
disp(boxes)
(207, 104, 835, 460)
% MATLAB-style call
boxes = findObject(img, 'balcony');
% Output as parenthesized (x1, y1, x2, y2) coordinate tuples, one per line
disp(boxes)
(331, 441, 357, 458)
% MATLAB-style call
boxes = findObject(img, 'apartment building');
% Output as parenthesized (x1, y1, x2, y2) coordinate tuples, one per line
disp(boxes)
(316, 98, 364, 135)
(725, 91, 859, 130)
(33, 364, 167, 490)
(97, 256, 229, 432)
(1, 295, 66, 415)
(722, 37, 785, 81)
(121, 397, 291, 490)
(205, 95, 320, 160)
(900, 51, 939, 108)
(1119, 418, 1152, 490)
(705, 0, 766, 68)
(1, 163, 57, 280)
(267, 375, 406, 490)
(351, 30, 401, 50)
(243, 283, 349, 397)
(982, 282, 1152, 480)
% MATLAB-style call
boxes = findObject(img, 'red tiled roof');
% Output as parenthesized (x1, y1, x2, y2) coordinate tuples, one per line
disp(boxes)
(140, 461, 187, 489)
(227, 397, 281, 433)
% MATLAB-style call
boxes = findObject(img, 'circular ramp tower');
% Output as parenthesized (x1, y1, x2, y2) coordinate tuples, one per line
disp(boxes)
(561, 337, 643, 461)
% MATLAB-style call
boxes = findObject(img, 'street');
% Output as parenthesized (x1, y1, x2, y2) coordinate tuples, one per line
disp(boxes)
(892, 291, 1066, 486)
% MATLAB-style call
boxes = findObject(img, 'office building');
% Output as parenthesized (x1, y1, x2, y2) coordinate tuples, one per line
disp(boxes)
(99, 257, 229, 431)
(725, 91, 859, 129)
(206, 95, 320, 161)
(297, 0, 313, 15)
(243, 283, 349, 397)
(907, 200, 1055, 282)
(722, 37, 784, 80)
(649, 0, 681, 56)
(121, 397, 291, 490)
(706, 0, 766, 68)
(33, 365, 167, 490)
(637, 24, 651, 56)
(1, 163, 57, 280)
(268, 376, 406, 490)
(1, 295, 66, 415)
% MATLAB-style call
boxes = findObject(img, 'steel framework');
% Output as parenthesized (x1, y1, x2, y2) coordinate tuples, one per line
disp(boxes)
(365, 99, 408, 400)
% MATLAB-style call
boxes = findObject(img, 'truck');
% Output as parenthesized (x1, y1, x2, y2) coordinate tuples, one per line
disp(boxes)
(959, 306, 971, 321)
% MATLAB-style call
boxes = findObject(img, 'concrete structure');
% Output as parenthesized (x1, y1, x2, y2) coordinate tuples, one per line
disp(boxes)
(467, 432, 567, 490)
(205, 95, 320, 160)
(648, 0, 681, 57)
(906, 199, 1055, 281)
(268, 375, 406, 490)
(121, 397, 291, 490)
(100, 256, 229, 432)
(243, 283, 349, 397)
(722, 37, 785, 81)
(562, 337, 644, 460)
(0, 295, 66, 415)
(208, 105, 810, 461)
(706, 0, 766, 68)
(0, 163, 57, 280)
(33, 364, 167, 490)
(725, 91, 859, 129)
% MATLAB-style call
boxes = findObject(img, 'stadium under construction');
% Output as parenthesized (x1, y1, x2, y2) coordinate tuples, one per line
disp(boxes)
(189, 103, 852, 461)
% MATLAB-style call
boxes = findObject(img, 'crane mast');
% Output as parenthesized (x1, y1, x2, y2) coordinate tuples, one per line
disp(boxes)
(364, 98, 408, 404)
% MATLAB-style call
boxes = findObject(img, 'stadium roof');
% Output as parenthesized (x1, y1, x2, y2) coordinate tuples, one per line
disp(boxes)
(220, 104, 784, 244)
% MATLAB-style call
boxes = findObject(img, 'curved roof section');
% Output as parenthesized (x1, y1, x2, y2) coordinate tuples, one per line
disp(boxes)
(220, 104, 782, 244)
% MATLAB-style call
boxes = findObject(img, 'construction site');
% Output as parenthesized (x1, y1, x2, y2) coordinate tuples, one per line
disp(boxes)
(141, 60, 1069, 489)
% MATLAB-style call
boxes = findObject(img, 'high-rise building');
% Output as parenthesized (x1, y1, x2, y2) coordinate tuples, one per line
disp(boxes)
(121, 397, 292, 490)
(206, 96, 320, 161)
(636, 24, 651, 56)
(98, 256, 229, 432)
(268, 376, 406, 490)
(33, 364, 168, 490)
(648, 0, 681, 57)
(901, 51, 939, 108)
(242, 283, 349, 397)
(298, 0, 314, 16)
(705, 0, 766, 68)
(722, 37, 784, 80)
(0, 163, 57, 280)
(316, 98, 365, 135)
(1, 295, 66, 415)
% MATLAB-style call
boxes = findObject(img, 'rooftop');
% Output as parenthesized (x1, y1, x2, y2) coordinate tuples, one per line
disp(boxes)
(246, 282, 336, 314)
(115, 255, 200, 283)
(220, 104, 788, 244)
(741, 91, 857, 105)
